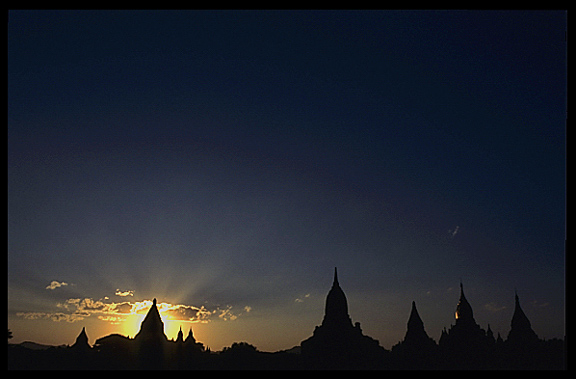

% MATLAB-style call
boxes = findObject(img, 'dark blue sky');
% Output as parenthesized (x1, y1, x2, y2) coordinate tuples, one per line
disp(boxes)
(8, 10, 565, 350)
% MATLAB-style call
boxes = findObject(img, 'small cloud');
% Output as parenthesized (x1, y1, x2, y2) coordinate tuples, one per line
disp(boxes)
(218, 306, 238, 321)
(98, 315, 126, 324)
(46, 281, 68, 290)
(295, 293, 311, 303)
(484, 302, 506, 313)
(160, 303, 214, 323)
(448, 225, 460, 238)
(531, 300, 549, 308)
(115, 289, 134, 297)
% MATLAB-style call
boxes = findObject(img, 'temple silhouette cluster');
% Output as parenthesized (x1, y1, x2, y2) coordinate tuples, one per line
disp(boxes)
(8, 268, 565, 370)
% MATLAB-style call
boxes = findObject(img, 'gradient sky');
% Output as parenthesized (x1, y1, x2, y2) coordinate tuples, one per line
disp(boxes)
(8, 10, 566, 352)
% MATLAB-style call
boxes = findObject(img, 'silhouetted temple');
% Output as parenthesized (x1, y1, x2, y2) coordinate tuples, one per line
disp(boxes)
(507, 291, 539, 348)
(70, 327, 91, 352)
(300, 268, 387, 369)
(391, 301, 438, 369)
(134, 298, 167, 344)
(92, 298, 206, 369)
(8, 272, 565, 370)
(503, 291, 551, 369)
(132, 298, 168, 368)
(438, 282, 493, 369)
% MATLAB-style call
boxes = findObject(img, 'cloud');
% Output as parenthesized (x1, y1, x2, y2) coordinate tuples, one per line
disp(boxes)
(18, 297, 249, 325)
(484, 302, 506, 313)
(531, 300, 549, 308)
(115, 289, 134, 297)
(45, 281, 68, 290)
(97, 315, 126, 324)
(111, 302, 134, 314)
(448, 225, 460, 238)
(295, 293, 311, 303)
(218, 306, 238, 321)
(160, 303, 214, 323)
(16, 311, 87, 323)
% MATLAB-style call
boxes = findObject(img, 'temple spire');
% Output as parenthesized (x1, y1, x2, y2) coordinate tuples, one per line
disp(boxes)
(322, 267, 352, 328)
(71, 326, 91, 351)
(407, 301, 424, 331)
(134, 297, 167, 342)
(507, 290, 539, 348)
(455, 281, 474, 322)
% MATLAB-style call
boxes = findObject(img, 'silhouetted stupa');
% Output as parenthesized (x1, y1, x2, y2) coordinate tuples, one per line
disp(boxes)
(321, 267, 353, 329)
(395, 302, 437, 348)
(391, 301, 437, 369)
(185, 328, 195, 345)
(503, 291, 544, 368)
(439, 282, 491, 369)
(507, 291, 539, 346)
(133, 298, 168, 368)
(134, 298, 168, 344)
(300, 268, 386, 369)
(70, 327, 91, 351)
(176, 326, 184, 344)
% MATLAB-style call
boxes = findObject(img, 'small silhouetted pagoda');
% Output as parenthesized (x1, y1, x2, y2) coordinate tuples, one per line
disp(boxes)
(507, 291, 539, 347)
(70, 327, 91, 352)
(176, 326, 184, 344)
(504, 291, 543, 368)
(439, 282, 491, 369)
(184, 327, 204, 352)
(300, 268, 386, 369)
(391, 301, 437, 368)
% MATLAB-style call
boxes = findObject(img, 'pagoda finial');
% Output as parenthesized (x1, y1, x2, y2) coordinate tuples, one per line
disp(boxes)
(153, 298, 157, 306)
(333, 267, 339, 286)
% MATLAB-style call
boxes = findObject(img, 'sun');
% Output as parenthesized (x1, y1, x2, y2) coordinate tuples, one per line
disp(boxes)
(120, 313, 147, 338)
(102, 298, 202, 341)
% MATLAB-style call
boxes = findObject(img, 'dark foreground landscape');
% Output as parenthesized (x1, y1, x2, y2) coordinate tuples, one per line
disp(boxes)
(8, 269, 565, 370)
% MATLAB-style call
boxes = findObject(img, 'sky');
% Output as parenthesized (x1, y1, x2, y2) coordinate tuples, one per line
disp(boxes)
(8, 10, 566, 352)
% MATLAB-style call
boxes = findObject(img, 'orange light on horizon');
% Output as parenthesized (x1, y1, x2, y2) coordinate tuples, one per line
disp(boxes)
(110, 299, 207, 340)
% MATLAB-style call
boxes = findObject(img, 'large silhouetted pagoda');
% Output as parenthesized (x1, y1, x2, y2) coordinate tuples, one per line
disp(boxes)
(133, 298, 168, 368)
(300, 268, 387, 369)
(134, 298, 168, 344)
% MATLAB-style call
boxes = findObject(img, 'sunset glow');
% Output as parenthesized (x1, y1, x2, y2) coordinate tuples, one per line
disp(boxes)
(8, 10, 565, 355)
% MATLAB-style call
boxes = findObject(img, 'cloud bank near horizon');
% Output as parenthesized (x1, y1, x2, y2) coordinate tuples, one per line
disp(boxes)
(17, 296, 249, 326)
